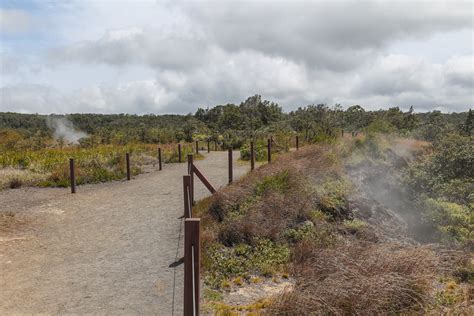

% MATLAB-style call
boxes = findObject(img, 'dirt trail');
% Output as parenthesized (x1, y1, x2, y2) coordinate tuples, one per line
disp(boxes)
(0, 151, 249, 315)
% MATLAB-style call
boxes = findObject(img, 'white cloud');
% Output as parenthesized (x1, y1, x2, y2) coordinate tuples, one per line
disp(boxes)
(1, 0, 472, 113)
(0, 9, 35, 34)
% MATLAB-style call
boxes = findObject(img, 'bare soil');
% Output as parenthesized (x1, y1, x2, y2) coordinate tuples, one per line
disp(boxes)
(0, 151, 249, 315)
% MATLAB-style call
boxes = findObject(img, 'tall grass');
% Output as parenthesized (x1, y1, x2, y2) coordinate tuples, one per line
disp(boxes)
(0, 142, 198, 189)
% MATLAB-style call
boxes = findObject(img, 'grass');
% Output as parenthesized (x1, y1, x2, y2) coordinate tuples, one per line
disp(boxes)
(196, 139, 473, 314)
(0, 142, 199, 189)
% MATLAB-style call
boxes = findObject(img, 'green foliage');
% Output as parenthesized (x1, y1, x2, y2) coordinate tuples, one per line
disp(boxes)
(405, 134, 473, 204)
(422, 199, 472, 245)
(239, 142, 266, 161)
(204, 239, 290, 288)
(343, 219, 368, 233)
(254, 170, 290, 196)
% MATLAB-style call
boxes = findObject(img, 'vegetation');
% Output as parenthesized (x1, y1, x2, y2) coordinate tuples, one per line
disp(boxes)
(0, 96, 472, 313)
(195, 137, 472, 314)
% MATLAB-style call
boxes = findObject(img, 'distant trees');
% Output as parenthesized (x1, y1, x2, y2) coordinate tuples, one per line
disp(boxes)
(0, 97, 470, 149)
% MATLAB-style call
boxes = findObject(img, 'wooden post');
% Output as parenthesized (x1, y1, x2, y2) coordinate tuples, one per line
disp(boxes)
(341, 129, 344, 137)
(228, 148, 233, 184)
(69, 158, 76, 194)
(207, 140, 210, 153)
(188, 154, 194, 204)
(126, 153, 131, 180)
(184, 218, 200, 316)
(195, 140, 199, 154)
(158, 147, 162, 171)
(178, 143, 182, 163)
(183, 175, 192, 218)
(250, 141, 255, 171)
(296, 136, 299, 150)
(267, 138, 272, 163)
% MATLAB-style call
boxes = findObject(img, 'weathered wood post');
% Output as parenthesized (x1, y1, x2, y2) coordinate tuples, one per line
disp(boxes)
(250, 141, 255, 171)
(267, 138, 272, 163)
(183, 175, 192, 218)
(195, 140, 199, 154)
(178, 143, 182, 163)
(228, 148, 233, 184)
(207, 140, 210, 153)
(296, 135, 299, 150)
(158, 147, 162, 171)
(188, 154, 194, 204)
(126, 153, 131, 180)
(69, 158, 76, 194)
(341, 129, 344, 137)
(184, 218, 200, 316)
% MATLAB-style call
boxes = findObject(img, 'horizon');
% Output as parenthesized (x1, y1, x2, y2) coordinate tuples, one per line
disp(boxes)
(1, 0, 473, 114)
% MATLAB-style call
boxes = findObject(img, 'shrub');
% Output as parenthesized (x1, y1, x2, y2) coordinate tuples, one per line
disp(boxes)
(204, 239, 290, 288)
(239, 142, 266, 161)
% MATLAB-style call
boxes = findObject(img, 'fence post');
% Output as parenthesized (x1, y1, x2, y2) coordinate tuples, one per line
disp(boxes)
(183, 175, 192, 218)
(184, 218, 200, 316)
(195, 140, 199, 154)
(126, 153, 131, 180)
(158, 147, 162, 171)
(178, 144, 182, 163)
(250, 141, 255, 171)
(207, 140, 210, 153)
(69, 158, 76, 194)
(228, 148, 233, 184)
(188, 154, 194, 204)
(267, 138, 272, 163)
(296, 135, 299, 150)
(341, 129, 344, 137)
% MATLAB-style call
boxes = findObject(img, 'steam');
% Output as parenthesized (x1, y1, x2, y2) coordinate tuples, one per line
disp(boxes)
(46, 116, 88, 144)
(345, 137, 430, 243)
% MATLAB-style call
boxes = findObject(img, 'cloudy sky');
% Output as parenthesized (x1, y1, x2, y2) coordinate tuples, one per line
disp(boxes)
(0, 0, 472, 114)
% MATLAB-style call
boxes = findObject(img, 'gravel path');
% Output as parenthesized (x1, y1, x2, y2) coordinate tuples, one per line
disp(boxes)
(0, 151, 249, 315)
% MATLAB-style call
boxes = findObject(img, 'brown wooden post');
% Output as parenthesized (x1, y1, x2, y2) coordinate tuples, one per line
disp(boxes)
(341, 129, 344, 137)
(126, 153, 131, 180)
(195, 140, 199, 154)
(183, 175, 192, 218)
(250, 141, 255, 171)
(207, 140, 210, 153)
(158, 147, 162, 171)
(267, 138, 272, 163)
(178, 143, 182, 163)
(69, 158, 76, 194)
(188, 154, 194, 204)
(228, 148, 233, 184)
(184, 218, 200, 316)
(296, 135, 299, 150)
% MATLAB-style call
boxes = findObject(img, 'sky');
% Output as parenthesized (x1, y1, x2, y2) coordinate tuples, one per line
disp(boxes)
(0, 0, 472, 114)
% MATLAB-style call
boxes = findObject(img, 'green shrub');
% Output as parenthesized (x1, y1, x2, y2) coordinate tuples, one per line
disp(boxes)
(422, 198, 472, 245)
(204, 239, 290, 288)
(239, 142, 266, 161)
(254, 170, 290, 196)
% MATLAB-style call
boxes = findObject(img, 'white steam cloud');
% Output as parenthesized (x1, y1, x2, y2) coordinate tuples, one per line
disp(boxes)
(46, 116, 87, 144)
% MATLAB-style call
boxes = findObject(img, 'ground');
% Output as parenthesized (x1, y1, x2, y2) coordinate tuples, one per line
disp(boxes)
(0, 151, 249, 315)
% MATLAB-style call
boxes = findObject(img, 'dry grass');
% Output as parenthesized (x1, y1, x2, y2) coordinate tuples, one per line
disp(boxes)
(0, 211, 29, 233)
(270, 242, 441, 315)
(197, 141, 472, 314)
(0, 168, 48, 190)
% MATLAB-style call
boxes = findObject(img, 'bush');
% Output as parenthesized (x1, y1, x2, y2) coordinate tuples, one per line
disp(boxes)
(239, 142, 266, 161)
(422, 198, 472, 245)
